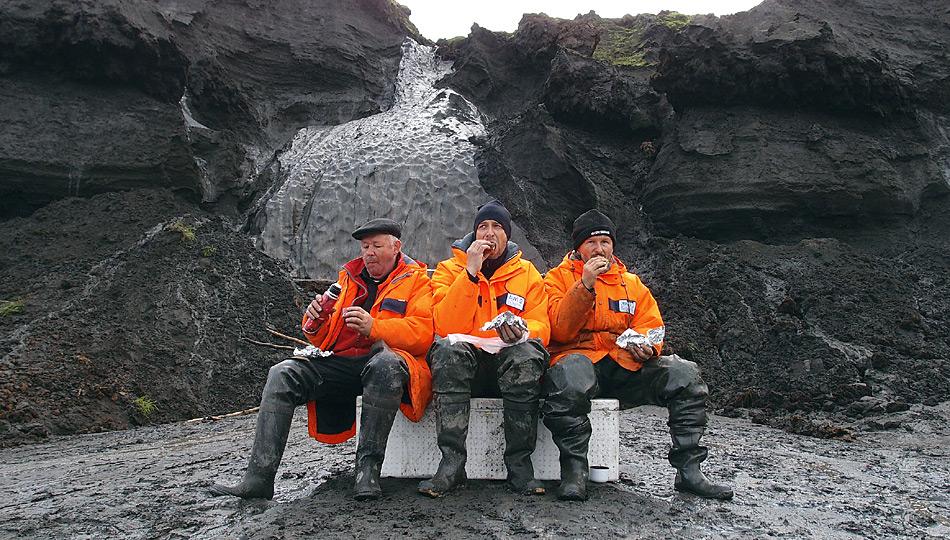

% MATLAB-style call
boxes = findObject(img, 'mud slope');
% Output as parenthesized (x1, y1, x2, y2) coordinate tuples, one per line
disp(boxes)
(1, 405, 947, 539)
(0, 190, 302, 447)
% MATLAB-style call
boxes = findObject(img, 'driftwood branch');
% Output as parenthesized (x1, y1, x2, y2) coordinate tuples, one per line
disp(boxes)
(185, 406, 260, 424)
(265, 326, 309, 346)
(243, 338, 295, 351)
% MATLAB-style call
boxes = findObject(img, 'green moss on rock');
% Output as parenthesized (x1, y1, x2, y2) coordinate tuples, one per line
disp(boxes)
(590, 12, 691, 67)
(0, 298, 24, 317)
(657, 11, 692, 30)
(592, 23, 654, 67)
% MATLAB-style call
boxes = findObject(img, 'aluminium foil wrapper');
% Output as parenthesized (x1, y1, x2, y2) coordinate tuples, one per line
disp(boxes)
(480, 311, 529, 332)
(616, 326, 666, 350)
(292, 345, 333, 360)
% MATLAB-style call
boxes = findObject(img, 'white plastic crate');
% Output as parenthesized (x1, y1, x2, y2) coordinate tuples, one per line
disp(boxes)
(356, 397, 619, 481)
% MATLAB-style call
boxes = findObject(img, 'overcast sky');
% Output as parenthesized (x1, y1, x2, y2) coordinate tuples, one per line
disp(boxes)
(399, 1, 763, 40)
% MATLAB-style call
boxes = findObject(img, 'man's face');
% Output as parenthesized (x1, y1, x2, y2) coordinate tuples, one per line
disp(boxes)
(475, 219, 508, 259)
(577, 235, 613, 263)
(361, 233, 401, 278)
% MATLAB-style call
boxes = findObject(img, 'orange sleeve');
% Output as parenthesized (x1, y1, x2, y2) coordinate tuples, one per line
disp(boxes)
(521, 264, 551, 346)
(545, 268, 595, 344)
(369, 272, 435, 356)
(431, 260, 480, 336)
(629, 274, 665, 355)
(301, 312, 332, 348)
(301, 269, 347, 349)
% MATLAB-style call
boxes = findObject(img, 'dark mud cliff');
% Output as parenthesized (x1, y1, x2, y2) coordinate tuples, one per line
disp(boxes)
(0, 0, 947, 476)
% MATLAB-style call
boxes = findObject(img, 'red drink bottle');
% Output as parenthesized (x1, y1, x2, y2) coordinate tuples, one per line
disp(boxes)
(302, 283, 342, 334)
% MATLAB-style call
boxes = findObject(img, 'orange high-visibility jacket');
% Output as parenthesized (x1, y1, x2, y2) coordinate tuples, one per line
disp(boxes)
(301, 253, 434, 443)
(432, 234, 550, 346)
(544, 252, 664, 371)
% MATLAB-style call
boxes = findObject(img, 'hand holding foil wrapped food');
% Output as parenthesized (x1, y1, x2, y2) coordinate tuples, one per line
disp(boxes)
(616, 326, 665, 351)
(481, 312, 529, 344)
(480, 311, 529, 332)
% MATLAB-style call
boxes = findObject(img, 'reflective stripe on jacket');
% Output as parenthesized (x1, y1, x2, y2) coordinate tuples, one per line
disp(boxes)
(544, 251, 664, 371)
(431, 234, 550, 346)
(300, 252, 434, 443)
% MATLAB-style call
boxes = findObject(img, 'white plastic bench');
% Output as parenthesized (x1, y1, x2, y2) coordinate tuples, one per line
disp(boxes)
(356, 397, 620, 481)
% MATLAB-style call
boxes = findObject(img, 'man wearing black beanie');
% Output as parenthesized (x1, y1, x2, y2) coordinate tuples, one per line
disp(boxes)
(541, 209, 732, 501)
(419, 200, 551, 497)
(469, 200, 513, 280)
(473, 199, 513, 239)
(570, 209, 615, 252)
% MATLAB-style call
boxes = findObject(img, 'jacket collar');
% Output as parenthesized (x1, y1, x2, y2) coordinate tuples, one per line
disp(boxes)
(342, 252, 423, 289)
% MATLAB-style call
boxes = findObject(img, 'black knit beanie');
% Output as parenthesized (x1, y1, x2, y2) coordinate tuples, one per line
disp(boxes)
(571, 209, 615, 250)
(473, 200, 512, 239)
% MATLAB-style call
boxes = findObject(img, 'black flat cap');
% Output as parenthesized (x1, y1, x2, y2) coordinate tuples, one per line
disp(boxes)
(352, 218, 401, 240)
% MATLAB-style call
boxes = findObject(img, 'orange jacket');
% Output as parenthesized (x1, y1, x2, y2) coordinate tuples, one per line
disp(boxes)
(431, 235, 550, 346)
(544, 252, 664, 371)
(300, 253, 434, 443)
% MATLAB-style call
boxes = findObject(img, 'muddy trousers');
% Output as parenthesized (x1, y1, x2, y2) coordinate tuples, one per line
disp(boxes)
(542, 354, 732, 500)
(419, 338, 548, 496)
(210, 344, 408, 500)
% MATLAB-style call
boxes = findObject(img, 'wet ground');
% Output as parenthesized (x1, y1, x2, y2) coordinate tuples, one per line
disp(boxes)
(1, 404, 948, 539)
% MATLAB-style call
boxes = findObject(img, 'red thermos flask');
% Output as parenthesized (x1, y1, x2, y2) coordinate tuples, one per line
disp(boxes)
(302, 283, 342, 335)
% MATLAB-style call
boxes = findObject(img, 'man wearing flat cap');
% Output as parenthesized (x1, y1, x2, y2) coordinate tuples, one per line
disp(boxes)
(542, 209, 732, 501)
(212, 218, 434, 501)
(419, 200, 551, 497)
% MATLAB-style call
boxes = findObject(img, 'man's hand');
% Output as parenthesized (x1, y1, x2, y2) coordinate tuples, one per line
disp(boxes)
(496, 322, 525, 344)
(342, 306, 374, 337)
(466, 239, 496, 276)
(628, 344, 655, 363)
(306, 294, 329, 321)
(581, 255, 611, 290)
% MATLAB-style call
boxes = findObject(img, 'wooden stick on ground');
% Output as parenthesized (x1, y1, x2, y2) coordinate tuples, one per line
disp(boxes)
(243, 338, 295, 351)
(265, 327, 309, 346)
(185, 406, 260, 424)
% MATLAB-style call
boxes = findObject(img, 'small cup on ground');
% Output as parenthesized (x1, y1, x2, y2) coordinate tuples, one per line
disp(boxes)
(590, 466, 610, 483)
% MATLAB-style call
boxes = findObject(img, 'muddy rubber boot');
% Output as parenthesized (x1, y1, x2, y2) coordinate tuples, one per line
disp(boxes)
(558, 459, 589, 501)
(669, 433, 733, 500)
(353, 401, 399, 501)
(548, 418, 591, 501)
(418, 399, 469, 497)
(209, 410, 293, 500)
(503, 400, 545, 495)
(541, 354, 598, 501)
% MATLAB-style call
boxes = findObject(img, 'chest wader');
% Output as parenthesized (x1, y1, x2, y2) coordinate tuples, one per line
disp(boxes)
(541, 354, 599, 500)
(209, 343, 410, 501)
(353, 348, 409, 501)
(419, 338, 547, 497)
(544, 354, 734, 501)
(209, 359, 302, 500)
(208, 409, 293, 500)
(620, 355, 734, 500)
